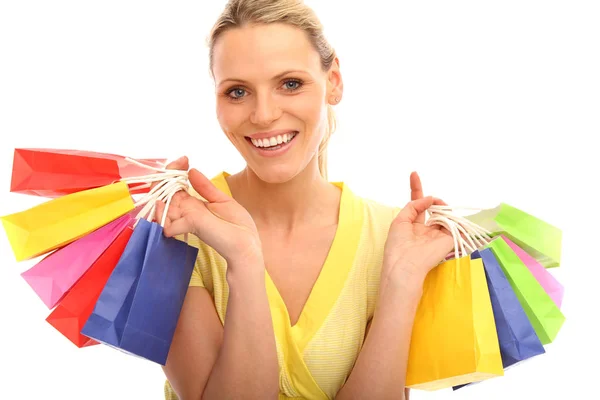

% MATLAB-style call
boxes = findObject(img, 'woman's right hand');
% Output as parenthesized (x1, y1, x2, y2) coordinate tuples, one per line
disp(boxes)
(154, 157, 262, 265)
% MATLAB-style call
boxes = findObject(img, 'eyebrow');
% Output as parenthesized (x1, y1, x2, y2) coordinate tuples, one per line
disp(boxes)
(217, 69, 308, 88)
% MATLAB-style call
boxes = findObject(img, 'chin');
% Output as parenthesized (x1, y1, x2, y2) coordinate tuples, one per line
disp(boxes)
(249, 163, 302, 184)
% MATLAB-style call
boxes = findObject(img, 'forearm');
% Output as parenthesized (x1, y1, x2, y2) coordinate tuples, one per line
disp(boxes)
(202, 256, 279, 400)
(336, 270, 423, 399)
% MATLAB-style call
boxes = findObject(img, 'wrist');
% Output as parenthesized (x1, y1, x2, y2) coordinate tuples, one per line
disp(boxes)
(376, 271, 423, 316)
(224, 236, 263, 265)
(226, 253, 266, 286)
(380, 261, 427, 298)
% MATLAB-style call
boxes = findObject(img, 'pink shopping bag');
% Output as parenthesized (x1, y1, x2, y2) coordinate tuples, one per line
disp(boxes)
(21, 213, 134, 309)
(504, 236, 564, 308)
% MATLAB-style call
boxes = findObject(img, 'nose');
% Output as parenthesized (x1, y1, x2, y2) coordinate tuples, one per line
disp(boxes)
(250, 91, 282, 127)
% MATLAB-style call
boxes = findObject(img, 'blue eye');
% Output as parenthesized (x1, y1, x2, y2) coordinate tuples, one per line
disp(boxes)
(227, 88, 246, 99)
(282, 79, 303, 91)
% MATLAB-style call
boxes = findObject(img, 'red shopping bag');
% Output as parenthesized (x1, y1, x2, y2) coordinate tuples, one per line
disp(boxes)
(10, 148, 166, 197)
(46, 226, 134, 348)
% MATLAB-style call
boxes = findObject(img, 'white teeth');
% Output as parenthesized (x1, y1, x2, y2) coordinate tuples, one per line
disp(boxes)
(250, 132, 296, 148)
(284, 132, 297, 143)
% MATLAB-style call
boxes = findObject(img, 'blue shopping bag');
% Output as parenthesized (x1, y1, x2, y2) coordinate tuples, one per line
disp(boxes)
(454, 249, 545, 390)
(81, 218, 198, 365)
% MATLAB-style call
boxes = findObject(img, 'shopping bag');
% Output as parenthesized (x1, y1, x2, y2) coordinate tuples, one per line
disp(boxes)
(1, 181, 134, 261)
(485, 236, 565, 344)
(21, 214, 134, 309)
(10, 148, 166, 197)
(406, 256, 504, 390)
(46, 225, 134, 348)
(453, 249, 546, 390)
(81, 218, 198, 365)
(505, 237, 564, 308)
(465, 203, 562, 268)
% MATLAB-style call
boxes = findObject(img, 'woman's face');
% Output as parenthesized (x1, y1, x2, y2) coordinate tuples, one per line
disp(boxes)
(212, 23, 342, 183)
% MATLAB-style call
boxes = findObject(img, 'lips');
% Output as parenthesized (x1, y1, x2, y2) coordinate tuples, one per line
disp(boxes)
(245, 129, 298, 140)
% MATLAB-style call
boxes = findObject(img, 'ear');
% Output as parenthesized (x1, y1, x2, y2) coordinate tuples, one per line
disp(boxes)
(326, 57, 344, 105)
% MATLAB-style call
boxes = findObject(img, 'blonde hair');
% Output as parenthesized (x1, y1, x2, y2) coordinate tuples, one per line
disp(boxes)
(208, 0, 337, 180)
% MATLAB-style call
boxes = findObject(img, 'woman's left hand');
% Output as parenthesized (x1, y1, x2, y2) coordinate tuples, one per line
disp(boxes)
(381, 173, 454, 290)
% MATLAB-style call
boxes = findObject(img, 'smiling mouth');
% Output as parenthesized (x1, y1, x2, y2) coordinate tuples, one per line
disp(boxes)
(245, 131, 299, 151)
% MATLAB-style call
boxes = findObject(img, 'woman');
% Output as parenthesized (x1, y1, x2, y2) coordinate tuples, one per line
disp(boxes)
(157, 0, 453, 399)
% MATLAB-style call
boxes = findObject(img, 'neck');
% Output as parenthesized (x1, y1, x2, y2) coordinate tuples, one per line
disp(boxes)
(227, 158, 341, 234)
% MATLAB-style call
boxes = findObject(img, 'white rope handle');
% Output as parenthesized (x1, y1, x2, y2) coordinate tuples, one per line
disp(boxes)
(428, 208, 493, 235)
(121, 170, 188, 185)
(428, 208, 493, 244)
(119, 161, 192, 242)
(134, 176, 188, 209)
(455, 222, 477, 254)
(128, 171, 189, 228)
(428, 205, 485, 212)
(133, 180, 176, 220)
(136, 176, 188, 221)
(134, 179, 171, 208)
(110, 157, 168, 186)
(426, 214, 462, 260)
(160, 181, 188, 227)
(428, 214, 475, 255)
(426, 204, 496, 260)
(116, 158, 187, 193)
(145, 178, 187, 222)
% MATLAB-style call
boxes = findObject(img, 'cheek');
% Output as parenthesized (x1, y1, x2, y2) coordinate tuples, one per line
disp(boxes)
(295, 95, 328, 144)
(216, 100, 244, 135)
(290, 91, 327, 129)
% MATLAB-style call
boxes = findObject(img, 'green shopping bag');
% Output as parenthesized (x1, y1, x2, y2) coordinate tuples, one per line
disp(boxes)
(485, 236, 565, 344)
(466, 203, 562, 268)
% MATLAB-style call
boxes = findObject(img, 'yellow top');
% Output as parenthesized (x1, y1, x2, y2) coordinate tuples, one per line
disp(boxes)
(164, 172, 400, 399)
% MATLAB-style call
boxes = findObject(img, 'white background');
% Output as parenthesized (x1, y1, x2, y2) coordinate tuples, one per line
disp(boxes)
(1, 0, 598, 399)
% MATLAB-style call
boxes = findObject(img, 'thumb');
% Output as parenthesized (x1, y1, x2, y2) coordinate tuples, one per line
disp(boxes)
(395, 196, 434, 225)
(188, 169, 230, 203)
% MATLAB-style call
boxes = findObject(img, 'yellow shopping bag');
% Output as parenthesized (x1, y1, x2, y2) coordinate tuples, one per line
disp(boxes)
(2, 182, 134, 261)
(406, 256, 504, 390)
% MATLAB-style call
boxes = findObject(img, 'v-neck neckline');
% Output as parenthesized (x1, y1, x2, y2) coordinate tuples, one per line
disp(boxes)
(212, 171, 364, 350)
(211, 171, 364, 398)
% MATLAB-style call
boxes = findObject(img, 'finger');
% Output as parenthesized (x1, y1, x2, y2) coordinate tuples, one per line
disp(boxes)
(163, 215, 194, 238)
(168, 190, 188, 209)
(166, 156, 189, 171)
(395, 196, 434, 225)
(150, 156, 189, 191)
(410, 172, 423, 201)
(188, 168, 230, 203)
(423, 198, 451, 232)
(432, 197, 448, 206)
